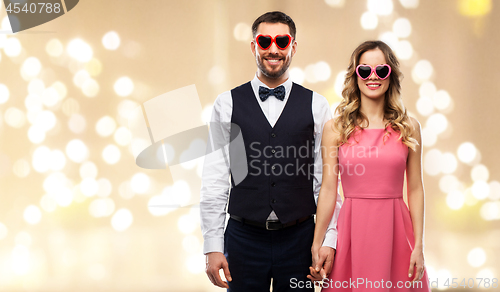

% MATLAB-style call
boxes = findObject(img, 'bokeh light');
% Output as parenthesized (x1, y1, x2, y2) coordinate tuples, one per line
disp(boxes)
(32, 146, 51, 173)
(96, 116, 117, 137)
(114, 126, 132, 146)
(289, 67, 305, 85)
(80, 161, 98, 179)
(325, 0, 345, 7)
(412, 60, 434, 84)
(5, 107, 26, 128)
(416, 95, 434, 116)
(424, 149, 442, 176)
(392, 18, 412, 38)
(458, 0, 492, 17)
(471, 164, 489, 182)
(119, 181, 135, 200)
(313, 61, 331, 82)
(446, 190, 465, 210)
(102, 31, 121, 50)
(439, 174, 461, 193)
(130, 172, 150, 194)
(27, 124, 46, 144)
(185, 254, 205, 274)
(114, 77, 134, 97)
(367, 0, 394, 15)
(208, 66, 226, 85)
(41, 86, 61, 107)
(67, 38, 93, 62)
(433, 90, 452, 111)
(13, 158, 31, 178)
(440, 152, 457, 174)
(21, 57, 42, 79)
(361, 11, 378, 30)
(73, 69, 91, 88)
(66, 139, 89, 163)
(96, 178, 113, 197)
(81, 78, 100, 97)
(46, 38, 64, 57)
(68, 113, 87, 134)
(49, 149, 67, 171)
(4, 37, 22, 57)
(395, 40, 413, 60)
(80, 177, 99, 197)
(489, 181, 500, 200)
(399, 0, 419, 9)
(378, 31, 399, 50)
(457, 142, 478, 164)
(102, 144, 121, 164)
(334, 71, 347, 98)
(23, 205, 42, 225)
(471, 181, 489, 200)
(40, 194, 57, 212)
(178, 213, 199, 235)
(233, 23, 252, 41)
(111, 209, 133, 231)
(11, 244, 30, 275)
(89, 198, 115, 217)
(480, 201, 500, 221)
(467, 247, 486, 267)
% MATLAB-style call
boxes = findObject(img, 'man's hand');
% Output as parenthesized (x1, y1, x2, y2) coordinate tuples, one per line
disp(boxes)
(308, 246, 335, 282)
(205, 252, 232, 288)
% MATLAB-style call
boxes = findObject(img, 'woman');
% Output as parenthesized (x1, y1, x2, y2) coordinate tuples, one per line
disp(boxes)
(309, 40, 431, 291)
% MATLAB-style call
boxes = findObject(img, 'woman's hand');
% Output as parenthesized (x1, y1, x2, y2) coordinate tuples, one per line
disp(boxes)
(408, 246, 425, 282)
(308, 245, 335, 282)
(308, 244, 323, 282)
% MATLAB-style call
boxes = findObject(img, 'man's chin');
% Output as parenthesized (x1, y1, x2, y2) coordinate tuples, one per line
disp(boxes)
(262, 68, 285, 79)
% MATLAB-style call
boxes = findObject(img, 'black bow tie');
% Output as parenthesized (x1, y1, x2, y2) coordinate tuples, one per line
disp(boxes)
(259, 85, 285, 102)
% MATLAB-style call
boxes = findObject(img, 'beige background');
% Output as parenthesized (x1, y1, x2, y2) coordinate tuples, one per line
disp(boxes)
(0, 0, 499, 291)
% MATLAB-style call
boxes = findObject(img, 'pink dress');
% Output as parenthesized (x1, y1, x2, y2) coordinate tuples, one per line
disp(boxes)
(322, 125, 431, 292)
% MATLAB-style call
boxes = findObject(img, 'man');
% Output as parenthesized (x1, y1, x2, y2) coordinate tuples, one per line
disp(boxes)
(200, 11, 342, 291)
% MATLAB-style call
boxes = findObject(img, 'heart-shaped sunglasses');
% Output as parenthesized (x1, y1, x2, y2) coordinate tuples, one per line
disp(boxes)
(356, 64, 392, 80)
(255, 34, 293, 50)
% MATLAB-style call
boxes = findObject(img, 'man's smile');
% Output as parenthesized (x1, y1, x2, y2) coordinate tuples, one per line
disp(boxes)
(265, 57, 283, 66)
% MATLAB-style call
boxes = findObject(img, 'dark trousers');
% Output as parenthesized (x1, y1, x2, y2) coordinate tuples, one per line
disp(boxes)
(224, 217, 315, 292)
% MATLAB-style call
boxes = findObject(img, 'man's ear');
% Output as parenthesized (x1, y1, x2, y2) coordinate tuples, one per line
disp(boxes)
(291, 40, 297, 57)
(251, 40, 256, 57)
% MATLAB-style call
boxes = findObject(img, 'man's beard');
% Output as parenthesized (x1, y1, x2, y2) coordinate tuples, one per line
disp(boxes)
(256, 54, 291, 79)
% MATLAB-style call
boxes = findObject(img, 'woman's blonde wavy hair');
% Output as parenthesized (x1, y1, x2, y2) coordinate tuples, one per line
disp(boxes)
(332, 40, 418, 151)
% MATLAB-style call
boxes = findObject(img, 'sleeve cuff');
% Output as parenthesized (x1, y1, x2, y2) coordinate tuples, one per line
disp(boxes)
(203, 237, 224, 255)
(322, 230, 338, 249)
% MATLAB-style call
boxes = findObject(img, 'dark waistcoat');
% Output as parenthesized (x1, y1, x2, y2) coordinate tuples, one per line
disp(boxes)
(228, 82, 316, 224)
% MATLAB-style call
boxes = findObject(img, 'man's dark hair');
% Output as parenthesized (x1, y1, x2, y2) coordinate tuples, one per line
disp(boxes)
(251, 11, 296, 39)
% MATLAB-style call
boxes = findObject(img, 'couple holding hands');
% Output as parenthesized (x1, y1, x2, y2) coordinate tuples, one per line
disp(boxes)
(200, 11, 431, 292)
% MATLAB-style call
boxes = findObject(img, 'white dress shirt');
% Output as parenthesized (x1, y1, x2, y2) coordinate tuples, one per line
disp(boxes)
(200, 74, 342, 254)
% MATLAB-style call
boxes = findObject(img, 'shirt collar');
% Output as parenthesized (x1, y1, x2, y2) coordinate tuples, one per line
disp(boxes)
(250, 73, 293, 101)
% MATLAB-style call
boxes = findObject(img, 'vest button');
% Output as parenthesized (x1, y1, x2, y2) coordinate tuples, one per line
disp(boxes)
(271, 133, 276, 138)
(271, 149, 276, 154)
(271, 199, 276, 203)
(271, 182, 276, 187)
(271, 165, 276, 170)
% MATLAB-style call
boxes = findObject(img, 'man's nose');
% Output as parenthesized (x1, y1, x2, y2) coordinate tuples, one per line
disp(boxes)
(268, 41, 280, 54)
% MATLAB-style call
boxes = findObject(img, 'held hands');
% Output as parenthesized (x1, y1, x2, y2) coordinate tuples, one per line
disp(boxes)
(308, 245, 335, 283)
(408, 246, 425, 282)
(205, 252, 232, 288)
